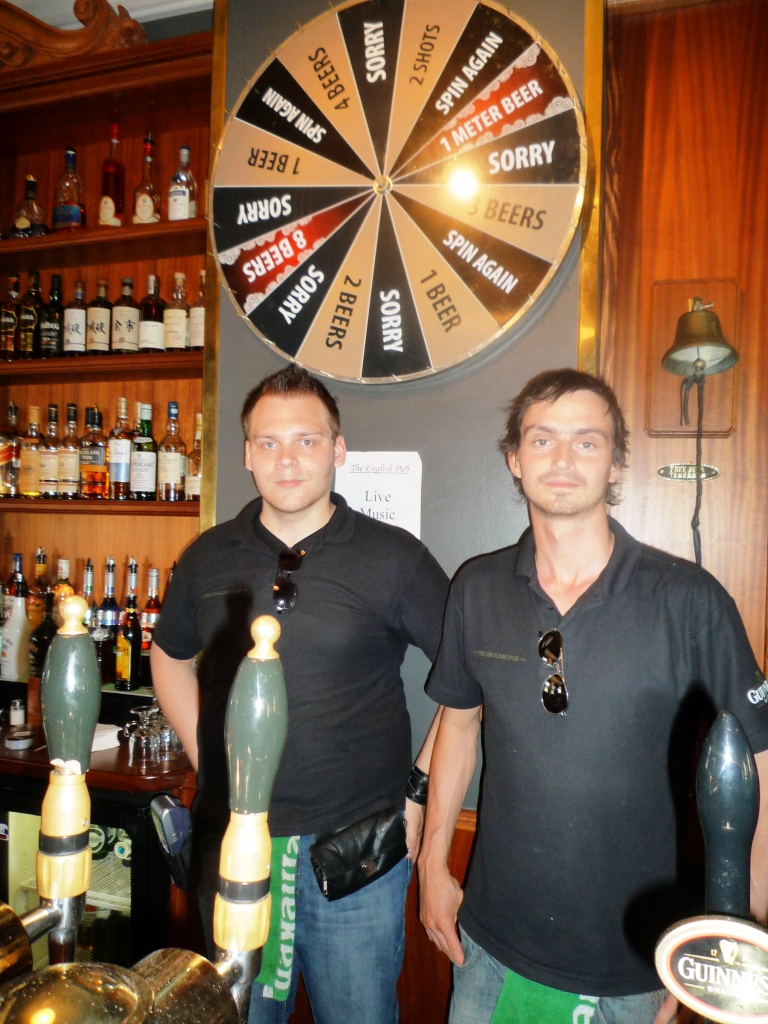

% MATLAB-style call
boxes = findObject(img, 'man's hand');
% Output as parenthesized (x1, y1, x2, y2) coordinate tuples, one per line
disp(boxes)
(405, 797, 424, 861)
(419, 856, 465, 964)
(653, 993, 678, 1024)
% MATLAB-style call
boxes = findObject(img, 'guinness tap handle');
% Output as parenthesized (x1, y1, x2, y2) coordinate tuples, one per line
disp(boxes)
(696, 711, 759, 918)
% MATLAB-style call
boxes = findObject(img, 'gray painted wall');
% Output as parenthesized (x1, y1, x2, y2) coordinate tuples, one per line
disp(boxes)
(218, 0, 587, 807)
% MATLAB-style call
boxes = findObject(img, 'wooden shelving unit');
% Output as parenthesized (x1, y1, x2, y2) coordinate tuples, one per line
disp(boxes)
(0, 351, 203, 385)
(0, 219, 208, 274)
(0, 29, 213, 597)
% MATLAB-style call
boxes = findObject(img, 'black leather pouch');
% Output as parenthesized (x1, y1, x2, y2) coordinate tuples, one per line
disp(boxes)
(309, 806, 407, 901)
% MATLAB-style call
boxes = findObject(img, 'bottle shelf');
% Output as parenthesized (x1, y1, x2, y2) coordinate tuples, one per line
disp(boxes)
(0, 218, 208, 275)
(0, 499, 199, 517)
(0, 350, 203, 385)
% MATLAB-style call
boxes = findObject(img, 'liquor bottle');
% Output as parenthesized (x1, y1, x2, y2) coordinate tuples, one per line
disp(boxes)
(115, 558, 141, 690)
(3, 401, 21, 496)
(79, 405, 108, 498)
(95, 556, 120, 683)
(168, 146, 197, 221)
(26, 547, 48, 631)
(0, 421, 12, 498)
(9, 175, 49, 238)
(39, 403, 60, 499)
(138, 275, 166, 352)
(40, 274, 64, 358)
(139, 566, 161, 687)
(158, 401, 186, 501)
(111, 278, 140, 354)
(19, 406, 41, 498)
(86, 279, 112, 354)
(51, 558, 75, 626)
(108, 397, 132, 500)
(29, 589, 57, 677)
(58, 402, 79, 499)
(1, 555, 30, 682)
(52, 148, 85, 231)
(63, 280, 87, 356)
(0, 275, 21, 361)
(4, 553, 24, 622)
(99, 122, 125, 228)
(130, 404, 157, 500)
(133, 135, 161, 225)
(164, 272, 189, 350)
(19, 270, 44, 360)
(189, 269, 206, 350)
(82, 558, 98, 630)
(185, 412, 202, 501)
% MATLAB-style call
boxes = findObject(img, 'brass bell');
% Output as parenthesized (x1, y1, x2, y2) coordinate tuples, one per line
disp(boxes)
(661, 297, 738, 377)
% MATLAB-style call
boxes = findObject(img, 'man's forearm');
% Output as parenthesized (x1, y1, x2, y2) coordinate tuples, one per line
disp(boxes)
(151, 645, 201, 771)
(420, 706, 481, 868)
(414, 705, 444, 772)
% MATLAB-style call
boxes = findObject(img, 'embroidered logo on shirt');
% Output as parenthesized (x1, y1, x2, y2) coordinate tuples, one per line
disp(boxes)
(747, 679, 768, 706)
(474, 650, 525, 662)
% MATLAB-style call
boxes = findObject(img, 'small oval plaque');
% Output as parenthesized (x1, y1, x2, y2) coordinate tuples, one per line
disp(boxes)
(656, 916, 768, 1024)
(657, 463, 720, 482)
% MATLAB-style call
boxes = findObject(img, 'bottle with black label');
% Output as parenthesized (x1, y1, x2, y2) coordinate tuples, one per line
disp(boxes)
(39, 403, 59, 499)
(40, 274, 63, 358)
(115, 558, 141, 690)
(138, 275, 166, 352)
(63, 280, 87, 356)
(86, 279, 111, 355)
(111, 278, 140, 354)
(0, 276, 21, 361)
(95, 556, 120, 684)
(130, 404, 157, 499)
(57, 402, 79, 499)
(19, 270, 43, 360)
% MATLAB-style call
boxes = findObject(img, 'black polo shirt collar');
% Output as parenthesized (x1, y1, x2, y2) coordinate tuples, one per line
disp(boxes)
(231, 491, 356, 555)
(513, 517, 643, 621)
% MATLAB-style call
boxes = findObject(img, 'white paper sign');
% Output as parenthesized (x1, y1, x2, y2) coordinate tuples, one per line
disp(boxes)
(335, 452, 422, 538)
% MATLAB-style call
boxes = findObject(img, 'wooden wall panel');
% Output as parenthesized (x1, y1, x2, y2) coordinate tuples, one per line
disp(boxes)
(601, 0, 768, 665)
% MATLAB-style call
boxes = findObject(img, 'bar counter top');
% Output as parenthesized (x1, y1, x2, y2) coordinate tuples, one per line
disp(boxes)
(0, 724, 193, 793)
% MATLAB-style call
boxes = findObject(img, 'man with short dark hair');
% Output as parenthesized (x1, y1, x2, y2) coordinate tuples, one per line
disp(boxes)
(152, 363, 449, 1024)
(419, 369, 768, 1024)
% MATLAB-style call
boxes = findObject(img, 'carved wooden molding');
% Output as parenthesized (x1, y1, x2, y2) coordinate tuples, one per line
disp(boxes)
(0, 0, 147, 71)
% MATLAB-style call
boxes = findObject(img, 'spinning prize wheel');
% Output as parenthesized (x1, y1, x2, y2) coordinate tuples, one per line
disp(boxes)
(211, 0, 587, 383)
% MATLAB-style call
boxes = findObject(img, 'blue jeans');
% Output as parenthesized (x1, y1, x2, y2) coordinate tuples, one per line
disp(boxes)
(451, 927, 671, 1024)
(246, 835, 411, 1024)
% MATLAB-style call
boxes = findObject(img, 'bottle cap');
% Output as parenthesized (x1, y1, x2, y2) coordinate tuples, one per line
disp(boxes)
(148, 273, 158, 292)
(141, 403, 152, 421)
(117, 396, 127, 417)
(148, 568, 159, 585)
(48, 404, 58, 422)
(174, 272, 186, 285)
(28, 269, 39, 285)
(74, 280, 85, 297)
(180, 146, 190, 161)
(84, 406, 93, 428)
(110, 122, 120, 141)
(168, 401, 179, 419)
(92, 408, 103, 429)
(12, 552, 22, 567)
(7, 275, 20, 292)
(96, 278, 108, 294)
(67, 402, 77, 421)
(248, 615, 281, 662)
(25, 173, 36, 186)
(143, 137, 154, 156)
(36, 546, 45, 563)
(57, 558, 70, 578)
(28, 405, 40, 424)
(65, 147, 77, 165)
(199, 270, 206, 282)
(195, 411, 202, 427)
(122, 277, 133, 290)
(51, 273, 62, 291)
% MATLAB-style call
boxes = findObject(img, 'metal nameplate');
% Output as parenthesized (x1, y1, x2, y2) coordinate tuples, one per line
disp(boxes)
(657, 463, 720, 482)
(655, 915, 768, 1023)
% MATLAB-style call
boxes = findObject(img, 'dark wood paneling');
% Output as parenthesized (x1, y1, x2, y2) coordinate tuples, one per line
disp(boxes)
(601, 0, 768, 666)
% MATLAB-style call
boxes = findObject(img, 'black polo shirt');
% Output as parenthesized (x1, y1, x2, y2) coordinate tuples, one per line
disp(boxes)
(427, 519, 768, 996)
(154, 494, 449, 837)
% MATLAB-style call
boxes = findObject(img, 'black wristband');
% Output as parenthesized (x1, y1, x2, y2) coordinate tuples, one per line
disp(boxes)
(406, 765, 429, 806)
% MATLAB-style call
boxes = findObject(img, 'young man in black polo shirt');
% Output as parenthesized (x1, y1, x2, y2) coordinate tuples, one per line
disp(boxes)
(419, 369, 768, 1024)
(151, 364, 448, 1024)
